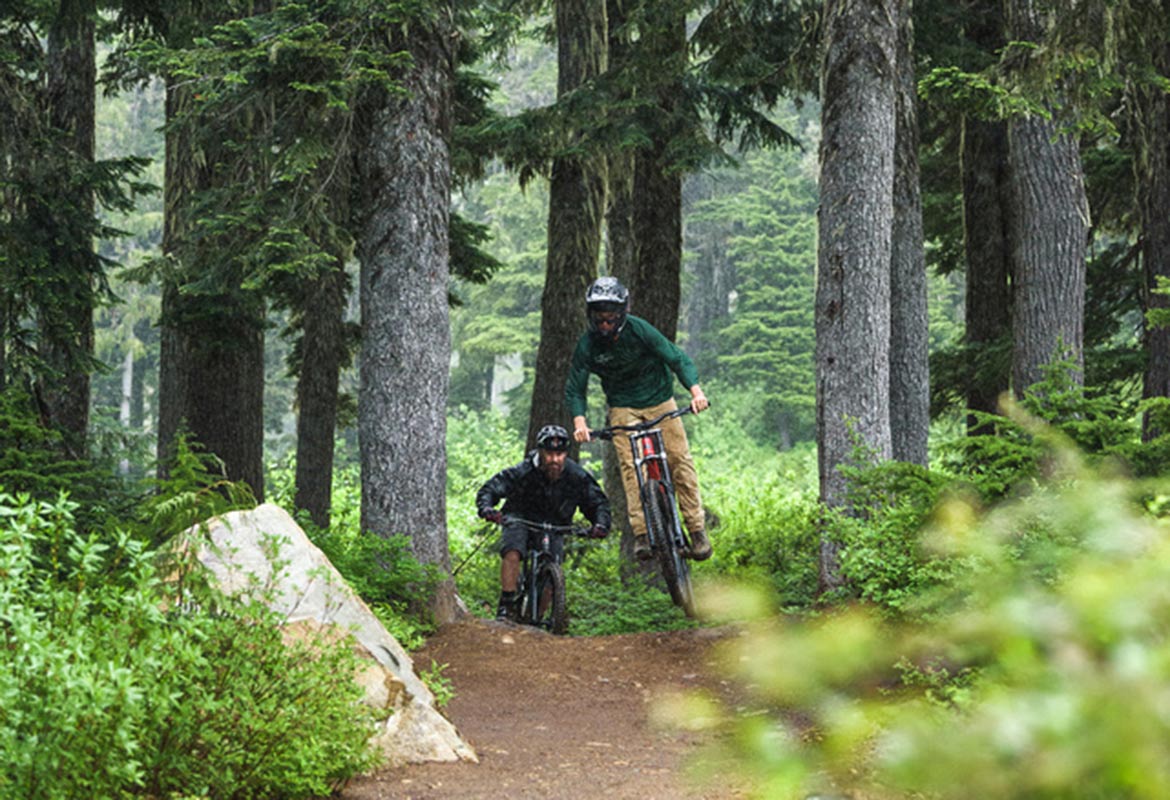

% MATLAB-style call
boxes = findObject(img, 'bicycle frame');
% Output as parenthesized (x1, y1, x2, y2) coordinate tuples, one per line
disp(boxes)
(504, 517, 580, 634)
(592, 407, 697, 617)
(626, 427, 683, 546)
(521, 529, 558, 618)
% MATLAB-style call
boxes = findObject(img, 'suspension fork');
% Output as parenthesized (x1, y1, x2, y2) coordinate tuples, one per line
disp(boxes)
(628, 428, 675, 495)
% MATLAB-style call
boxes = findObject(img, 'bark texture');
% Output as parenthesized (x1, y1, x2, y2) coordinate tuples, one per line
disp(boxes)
(889, 0, 929, 466)
(39, 0, 96, 450)
(158, 287, 266, 495)
(295, 259, 350, 528)
(1140, 5, 1170, 440)
(605, 0, 639, 566)
(628, 3, 686, 337)
(962, 117, 1013, 424)
(961, 0, 1012, 428)
(527, 0, 608, 453)
(816, 0, 898, 590)
(605, 0, 636, 288)
(1005, 0, 1088, 396)
(356, 6, 457, 621)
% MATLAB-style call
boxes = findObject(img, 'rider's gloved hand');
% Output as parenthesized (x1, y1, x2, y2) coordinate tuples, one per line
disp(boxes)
(479, 508, 503, 525)
(589, 524, 609, 539)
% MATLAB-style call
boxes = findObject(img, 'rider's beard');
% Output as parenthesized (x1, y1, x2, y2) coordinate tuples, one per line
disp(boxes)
(540, 460, 563, 482)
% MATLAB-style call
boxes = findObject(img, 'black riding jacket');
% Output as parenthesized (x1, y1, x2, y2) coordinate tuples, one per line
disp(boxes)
(476, 452, 612, 531)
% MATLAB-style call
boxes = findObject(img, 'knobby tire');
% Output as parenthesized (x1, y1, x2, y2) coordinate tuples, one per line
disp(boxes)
(643, 480, 696, 618)
(535, 561, 569, 635)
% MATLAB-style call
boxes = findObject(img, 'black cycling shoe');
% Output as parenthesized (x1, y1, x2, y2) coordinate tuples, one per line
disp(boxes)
(495, 591, 518, 621)
(634, 536, 653, 561)
(686, 529, 712, 561)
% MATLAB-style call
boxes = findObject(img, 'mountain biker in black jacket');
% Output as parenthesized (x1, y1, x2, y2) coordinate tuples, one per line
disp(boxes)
(476, 424, 612, 620)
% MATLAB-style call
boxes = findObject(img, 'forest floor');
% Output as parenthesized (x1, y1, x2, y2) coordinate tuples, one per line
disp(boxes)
(336, 617, 761, 800)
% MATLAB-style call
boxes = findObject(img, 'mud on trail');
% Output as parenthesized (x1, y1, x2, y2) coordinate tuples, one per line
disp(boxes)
(337, 618, 755, 800)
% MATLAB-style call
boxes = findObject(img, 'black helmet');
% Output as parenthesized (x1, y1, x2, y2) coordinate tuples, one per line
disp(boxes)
(535, 424, 570, 452)
(585, 276, 629, 341)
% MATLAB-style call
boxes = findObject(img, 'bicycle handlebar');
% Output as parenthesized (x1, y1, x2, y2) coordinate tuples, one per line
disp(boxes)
(588, 406, 694, 442)
(500, 515, 590, 536)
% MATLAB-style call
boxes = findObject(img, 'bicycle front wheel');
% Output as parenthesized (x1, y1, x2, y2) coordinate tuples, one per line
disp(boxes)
(643, 479, 696, 618)
(535, 560, 569, 634)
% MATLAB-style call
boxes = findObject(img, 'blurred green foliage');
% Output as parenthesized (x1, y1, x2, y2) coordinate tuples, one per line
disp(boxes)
(679, 406, 1170, 799)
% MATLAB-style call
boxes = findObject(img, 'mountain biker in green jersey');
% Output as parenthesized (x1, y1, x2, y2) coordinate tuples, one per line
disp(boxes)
(476, 424, 611, 620)
(565, 276, 711, 562)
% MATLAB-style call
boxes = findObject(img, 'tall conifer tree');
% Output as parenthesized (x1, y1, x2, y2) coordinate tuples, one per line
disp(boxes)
(356, 2, 458, 621)
(815, 0, 898, 591)
(1004, 0, 1088, 395)
(527, 0, 608, 453)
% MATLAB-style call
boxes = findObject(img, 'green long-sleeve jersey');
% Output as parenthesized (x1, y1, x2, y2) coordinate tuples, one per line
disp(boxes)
(564, 315, 700, 417)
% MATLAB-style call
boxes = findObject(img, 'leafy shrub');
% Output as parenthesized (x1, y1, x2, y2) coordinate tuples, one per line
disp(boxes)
(687, 436, 1170, 800)
(936, 363, 1155, 501)
(829, 459, 962, 615)
(707, 462, 821, 607)
(0, 492, 378, 800)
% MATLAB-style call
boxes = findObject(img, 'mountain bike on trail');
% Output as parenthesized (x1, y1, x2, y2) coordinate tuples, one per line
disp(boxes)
(590, 406, 698, 618)
(476, 423, 611, 626)
(488, 516, 590, 634)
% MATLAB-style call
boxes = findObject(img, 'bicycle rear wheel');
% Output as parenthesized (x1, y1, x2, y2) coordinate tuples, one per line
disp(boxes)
(535, 561, 569, 634)
(643, 480, 696, 618)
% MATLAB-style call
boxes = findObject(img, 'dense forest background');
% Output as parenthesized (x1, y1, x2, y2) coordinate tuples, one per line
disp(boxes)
(83, 41, 850, 465)
(8, 1, 1170, 797)
(6, 0, 1170, 599)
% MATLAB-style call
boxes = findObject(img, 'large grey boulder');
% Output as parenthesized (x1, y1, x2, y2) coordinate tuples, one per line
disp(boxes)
(173, 503, 476, 768)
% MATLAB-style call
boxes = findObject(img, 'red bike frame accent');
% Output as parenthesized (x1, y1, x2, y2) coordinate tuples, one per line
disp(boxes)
(638, 434, 664, 481)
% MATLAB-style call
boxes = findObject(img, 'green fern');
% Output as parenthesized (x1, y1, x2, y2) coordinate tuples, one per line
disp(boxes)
(138, 431, 256, 546)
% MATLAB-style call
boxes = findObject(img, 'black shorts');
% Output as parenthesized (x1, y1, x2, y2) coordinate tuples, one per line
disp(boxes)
(498, 522, 565, 561)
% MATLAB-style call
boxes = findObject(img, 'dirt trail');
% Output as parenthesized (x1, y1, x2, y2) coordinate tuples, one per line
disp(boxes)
(337, 618, 753, 800)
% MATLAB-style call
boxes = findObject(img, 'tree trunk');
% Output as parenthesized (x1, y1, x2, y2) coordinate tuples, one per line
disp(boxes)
(158, 50, 266, 499)
(170, 306, 266, 493)
(120, 348, 133, 475)
(130, 317, 151, 440)
(962, 117, 1013, 427)
(294, 259, 349, 529)
(1005, 0, 1088, 396)
(527, 0, 608, 453)
(816, 0, 898, 591)
(606, 0, 636, 288)
(605, 0, 639, 566)
(1140, 7, 1170, 441)
(39, 0, 96, 452)
(628, 2, 686, 338)
(889, 0, 929, 466)
(961, 0, 1012, 430)
(356, 5, 457, 623)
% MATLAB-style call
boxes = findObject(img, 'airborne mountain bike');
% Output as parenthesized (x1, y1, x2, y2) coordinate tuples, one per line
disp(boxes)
(495, 516, 587, 635)
(591, 407, 697, 618)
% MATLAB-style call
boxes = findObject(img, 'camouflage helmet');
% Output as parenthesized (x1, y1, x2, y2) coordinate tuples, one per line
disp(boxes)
(585, 277, 629, 341)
